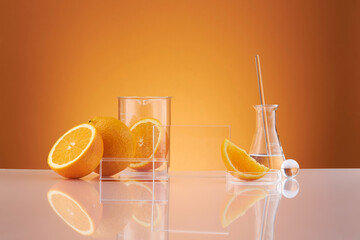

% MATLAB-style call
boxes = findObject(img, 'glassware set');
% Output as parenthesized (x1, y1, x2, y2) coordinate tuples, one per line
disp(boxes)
(98, 57, 300, 184)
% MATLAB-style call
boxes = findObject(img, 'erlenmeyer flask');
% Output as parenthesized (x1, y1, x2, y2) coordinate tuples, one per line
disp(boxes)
(249, 104, 285, 169)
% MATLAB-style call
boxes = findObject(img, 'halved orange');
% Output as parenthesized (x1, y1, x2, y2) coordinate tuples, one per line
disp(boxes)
(48, 124, 103, 178)
(221, 139, 269, 180)
(220, 187, 268, 228)
(129, 118, 163, 171)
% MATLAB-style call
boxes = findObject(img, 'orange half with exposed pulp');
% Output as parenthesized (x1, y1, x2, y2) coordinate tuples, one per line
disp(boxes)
(48, 123, 103, 179)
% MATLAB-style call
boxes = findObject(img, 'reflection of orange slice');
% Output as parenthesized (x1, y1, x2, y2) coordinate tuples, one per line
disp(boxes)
(126, 181, 153, 200)
(126, 181, 162, 228)
(133, 204, 161, 228)
(129, 118, 163, 171)
(221, 139, 269, 180)
(47, 180, 102, 235)
(220, 188, 268, 228)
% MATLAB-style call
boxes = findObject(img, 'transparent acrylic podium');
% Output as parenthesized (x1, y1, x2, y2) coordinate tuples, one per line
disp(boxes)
(99, 123, 282, 185)
(99, 125, 232, 182)
(226, 170, 282, 185)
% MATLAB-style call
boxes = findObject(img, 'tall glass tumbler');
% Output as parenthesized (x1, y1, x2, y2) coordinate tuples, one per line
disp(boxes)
(118, 96, 171, 179)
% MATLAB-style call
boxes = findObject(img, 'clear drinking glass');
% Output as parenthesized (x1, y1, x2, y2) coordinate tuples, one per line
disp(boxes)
(249, 104, 285, 170)
(118, 96, 171, 128)
(118, 96, 171, 178)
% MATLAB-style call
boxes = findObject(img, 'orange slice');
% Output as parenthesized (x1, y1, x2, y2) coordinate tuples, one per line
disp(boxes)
(221, 139, 269, 180)
(129, 118, 162, 170)
(48, 124, 103, 178)
(220, 187, 268, 228)
(47, 180, 102, 235)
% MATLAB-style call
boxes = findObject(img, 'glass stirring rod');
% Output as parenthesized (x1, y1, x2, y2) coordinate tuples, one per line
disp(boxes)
(255, 55, 272, 158)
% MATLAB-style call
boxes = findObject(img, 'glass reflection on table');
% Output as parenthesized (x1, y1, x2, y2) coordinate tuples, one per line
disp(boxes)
(47, 174, 298, 240)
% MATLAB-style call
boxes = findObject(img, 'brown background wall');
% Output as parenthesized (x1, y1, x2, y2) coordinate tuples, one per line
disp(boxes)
(1, 0, 359, 169)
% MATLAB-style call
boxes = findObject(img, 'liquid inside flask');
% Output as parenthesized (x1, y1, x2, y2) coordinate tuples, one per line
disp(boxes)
(249, 104, 285, 169)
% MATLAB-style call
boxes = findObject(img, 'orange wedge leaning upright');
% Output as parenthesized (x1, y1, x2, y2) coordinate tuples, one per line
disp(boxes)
(48, 123, 103, 178)
(221, 139, 269, 180)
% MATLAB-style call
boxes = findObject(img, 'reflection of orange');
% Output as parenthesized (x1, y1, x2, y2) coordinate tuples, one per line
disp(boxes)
(129, 118, 166, 171)
(92, 202, 133, 238)
(47, 179, 102, 235)
(220, 188, 268, 228)
(92, 180, 133, 238)
(221, 139, 269, 180)
(126, 181, 162, 228)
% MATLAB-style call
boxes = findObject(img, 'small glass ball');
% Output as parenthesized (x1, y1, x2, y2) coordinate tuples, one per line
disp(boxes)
(282, 178, 300, 198)
(281, 159, 299, 178)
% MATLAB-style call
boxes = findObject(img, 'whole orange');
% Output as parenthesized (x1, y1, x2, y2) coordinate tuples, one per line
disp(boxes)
(89, 116, 135, 176)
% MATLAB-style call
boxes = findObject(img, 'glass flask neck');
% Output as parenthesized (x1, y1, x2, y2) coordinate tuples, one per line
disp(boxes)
(254, 104, 278, 129)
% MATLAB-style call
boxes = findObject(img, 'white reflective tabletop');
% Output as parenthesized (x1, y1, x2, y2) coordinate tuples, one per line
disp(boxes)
(1, 169, 359, 239)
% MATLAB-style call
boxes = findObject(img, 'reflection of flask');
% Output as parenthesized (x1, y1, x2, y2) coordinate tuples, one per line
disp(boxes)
(255, 191, 281, 240)
(222, 184, 281, 239)
(249, 104, 285, 169)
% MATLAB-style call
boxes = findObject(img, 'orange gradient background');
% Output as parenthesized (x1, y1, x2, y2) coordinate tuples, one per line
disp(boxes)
(1, 0, 359, 169)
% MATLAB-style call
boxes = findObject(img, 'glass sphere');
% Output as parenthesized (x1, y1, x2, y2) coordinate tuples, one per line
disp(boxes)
(281, 159, 299, 178)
